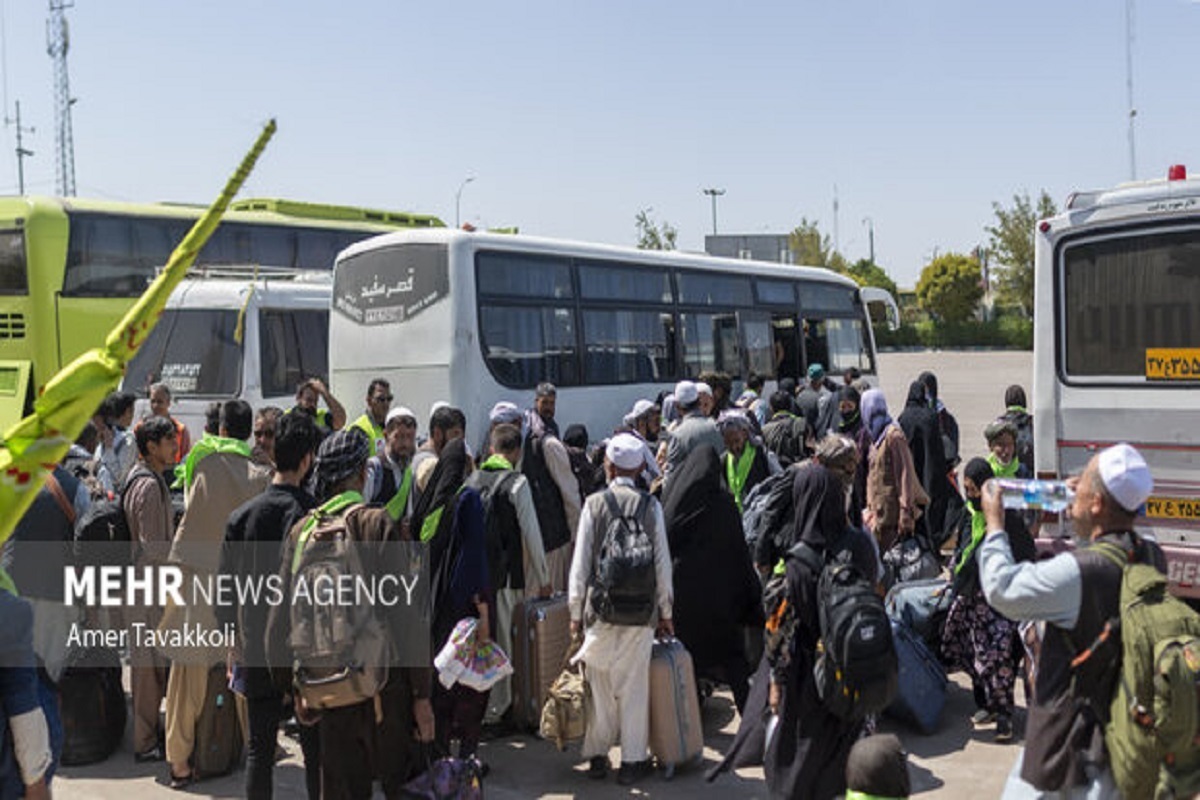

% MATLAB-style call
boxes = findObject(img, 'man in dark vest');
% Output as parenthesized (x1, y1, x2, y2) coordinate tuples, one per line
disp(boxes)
(521, 392, 580, 592)
(978, 443, 1163, 796)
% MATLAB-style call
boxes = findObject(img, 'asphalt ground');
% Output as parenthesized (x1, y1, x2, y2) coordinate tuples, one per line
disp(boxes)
(54, 349, 1035, 800)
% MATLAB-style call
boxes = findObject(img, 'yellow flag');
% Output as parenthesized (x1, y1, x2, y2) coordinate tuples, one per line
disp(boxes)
(0, 120, 277, 548)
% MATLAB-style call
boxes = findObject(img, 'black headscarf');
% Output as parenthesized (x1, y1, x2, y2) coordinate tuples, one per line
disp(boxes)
(836, 385, 862, 433)
(412, 438, 470, 541)
(917, 371, 938, 407)
(791, 462, 847, 550)
(963, 456, 994, 491)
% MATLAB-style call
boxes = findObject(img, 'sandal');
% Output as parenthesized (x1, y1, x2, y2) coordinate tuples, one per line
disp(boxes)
(168, 769, 194, 790)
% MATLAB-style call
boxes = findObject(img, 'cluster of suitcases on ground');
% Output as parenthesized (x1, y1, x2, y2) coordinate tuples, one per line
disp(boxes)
(884, 577, 953, 735)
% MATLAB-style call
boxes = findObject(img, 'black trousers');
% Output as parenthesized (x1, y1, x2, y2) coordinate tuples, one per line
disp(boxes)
(245, 691, 320, 800)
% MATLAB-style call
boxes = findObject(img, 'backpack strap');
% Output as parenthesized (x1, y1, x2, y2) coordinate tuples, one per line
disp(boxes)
(43, 472, 76, 526)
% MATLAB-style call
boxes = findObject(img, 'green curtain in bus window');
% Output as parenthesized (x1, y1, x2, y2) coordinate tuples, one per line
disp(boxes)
(1064, 232, 1200, 377)
(582, 309, 676, 383)
(477, 253, 573, 299)
(480, 304, 578, 388)
(124, 310, 241, 396)
(680, 312, 741, 379)
(260, 309, 330, 398)
(578, 262, 673, 303)
(0, 231, 27, 295)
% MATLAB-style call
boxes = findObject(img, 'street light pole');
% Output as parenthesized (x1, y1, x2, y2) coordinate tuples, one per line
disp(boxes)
(862, 216, 874, 264)
(702, 187, 725, 236)
(455, 176, 475, 228)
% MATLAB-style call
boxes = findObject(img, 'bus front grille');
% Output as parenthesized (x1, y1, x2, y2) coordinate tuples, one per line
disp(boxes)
(0, 313, 26, 339)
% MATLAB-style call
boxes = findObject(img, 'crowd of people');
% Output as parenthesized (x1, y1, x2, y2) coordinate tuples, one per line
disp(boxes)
(0, 362, 1183, 800)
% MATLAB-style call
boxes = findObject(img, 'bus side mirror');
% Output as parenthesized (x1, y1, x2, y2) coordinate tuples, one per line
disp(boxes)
(860, 287, 900, 331)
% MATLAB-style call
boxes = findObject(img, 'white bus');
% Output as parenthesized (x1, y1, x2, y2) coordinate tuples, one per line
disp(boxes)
(1033, 164, 1200, 598)
(124, 269, 332, 440)
(329, 229, 894, 449)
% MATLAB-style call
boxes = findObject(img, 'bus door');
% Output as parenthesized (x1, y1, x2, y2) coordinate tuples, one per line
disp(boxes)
(739, 310, 790, 384)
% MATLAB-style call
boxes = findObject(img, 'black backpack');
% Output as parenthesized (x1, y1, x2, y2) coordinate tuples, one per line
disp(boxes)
(467, 469, 524, 591)
(522, 433, 570, 553)
(589, 489, 657, 626)
(793, 537, 897, 720)
(75, 468, 156, 546)
(763, 415, 809, 468)
(744, 467, 798, 568)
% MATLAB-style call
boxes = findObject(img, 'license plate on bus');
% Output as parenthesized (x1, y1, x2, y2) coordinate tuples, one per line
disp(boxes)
(1144, 496, 1200, 521)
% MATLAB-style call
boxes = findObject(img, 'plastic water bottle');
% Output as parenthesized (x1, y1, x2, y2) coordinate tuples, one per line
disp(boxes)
(994, 478, 1075, 512)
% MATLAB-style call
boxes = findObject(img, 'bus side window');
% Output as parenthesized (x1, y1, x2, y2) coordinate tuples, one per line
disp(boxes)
(260, 309, 329, 398)
(64, 215, 144, 296)
(772, 315, 800, 380)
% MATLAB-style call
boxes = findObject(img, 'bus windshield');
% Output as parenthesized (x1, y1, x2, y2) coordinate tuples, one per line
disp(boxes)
(125, 309, 242, 396)
(1061, 228, 1200, 380)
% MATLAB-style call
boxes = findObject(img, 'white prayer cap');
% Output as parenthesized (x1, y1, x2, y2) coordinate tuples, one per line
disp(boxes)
(629, 399, 657, 420)
(697, 382, 713, 397)
(385, 406, 417, 426)
(674, 380, 699, 406)
(606, 433, 646, 471)
(429, 401, 450, 416)
(489, 401, 521, 425)
(1097, 443, 1153, 513)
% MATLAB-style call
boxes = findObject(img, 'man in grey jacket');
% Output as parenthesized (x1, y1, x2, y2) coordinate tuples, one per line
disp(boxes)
(663, 380, 723, 484)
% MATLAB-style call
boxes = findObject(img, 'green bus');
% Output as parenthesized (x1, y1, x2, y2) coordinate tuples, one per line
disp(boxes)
(0, 196, 443, 429)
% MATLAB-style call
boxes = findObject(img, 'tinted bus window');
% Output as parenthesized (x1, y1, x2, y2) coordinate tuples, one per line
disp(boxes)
(681, 312, 741, 378)
(582, 309, 676, 383)
(742, 313, 776, 378)
(800, 282, 857, 313)
(124, 309, 241, 396)
(755, 279, 795, 306)
(64, 215, 147, 296)
(480, 304, 578, 388)
(260, 309, 329, 397)
(0, 231, 28, 295)
(677, 272, 753, 306)
(578, 261, 672, 303)
(1062, 231, 1200, 378)
(477, 252, 573, 299)
(805, 317, 872, 375)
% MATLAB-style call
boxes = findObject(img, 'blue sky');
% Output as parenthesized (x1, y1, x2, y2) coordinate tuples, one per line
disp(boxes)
(0, 1, 1196, 286)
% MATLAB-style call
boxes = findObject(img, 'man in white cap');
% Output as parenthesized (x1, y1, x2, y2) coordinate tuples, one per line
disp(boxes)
(663, 380, 723, 483)
(568, 433, 673, 786)
(978, 443, 1165, 797)
(622, 399, 662, 487)
(363, 405, 419, 522)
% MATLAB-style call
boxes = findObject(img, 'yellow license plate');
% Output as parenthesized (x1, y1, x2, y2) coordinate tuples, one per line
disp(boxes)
(1144, 496, 1200, 521)
(1146, 348, 1200, 381)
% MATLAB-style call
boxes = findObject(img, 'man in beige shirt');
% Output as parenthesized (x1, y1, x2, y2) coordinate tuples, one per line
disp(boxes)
(164, 400, 271, 787)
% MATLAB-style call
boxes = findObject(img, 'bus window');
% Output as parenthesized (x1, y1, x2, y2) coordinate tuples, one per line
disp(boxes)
(578, 261, 673, 303)
(477, 252, 573, 299)
(125, 309, 241, 396)
(741, 313, 776, 378)
(681, 312, 740, 378)
(0, 231, 27, 295)
(297, 229, 355, 270)
(804, 317, 872, 374)
(64, 214, 147, 297)
(250, 227, 297, 268)
(677, 272, 753, 306)
(1062, 231, 1200, 379)
(480, 304, 578, 388)
(800, 282, 858, 314)
(132, 218, 185, 274)
(260, 309, 329, 397)
(582, 309, 676, 383)
(755, 279, 796, 306)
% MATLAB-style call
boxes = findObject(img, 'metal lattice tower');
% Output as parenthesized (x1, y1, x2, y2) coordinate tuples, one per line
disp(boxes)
(47, 0, 75, 196)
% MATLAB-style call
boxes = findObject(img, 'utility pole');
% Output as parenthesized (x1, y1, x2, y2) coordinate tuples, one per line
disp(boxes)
(702, 187, 725, 236)
(455, 176, 474, 228)
(47, 0, 76, 196)
(5, 101, 33, 195)
(862, 216, 874, 264)
(832, 184, 840, 254)
(1125, 0, 1137, 180)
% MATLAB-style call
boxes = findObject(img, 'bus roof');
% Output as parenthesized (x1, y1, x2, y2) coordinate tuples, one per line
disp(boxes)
(339, 228, 862, 289)
(0, 195, 445, 231)
(161, 274, 332, 310)
(1063, 165, 1200, 214)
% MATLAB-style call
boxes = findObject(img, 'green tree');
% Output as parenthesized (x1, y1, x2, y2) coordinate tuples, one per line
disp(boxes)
(846, 258, 899, 298)
(635, 208, 677, 250)
(788, 218, 833, 267)
(985, 190, 1057, 316)
(916, 252, 984, 324)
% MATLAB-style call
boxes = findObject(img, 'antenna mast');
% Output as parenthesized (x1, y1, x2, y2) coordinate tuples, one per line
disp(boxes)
(1125, 0, 1136, 181)
(47, 0, 75, 196)
(5, 101, 34, 194)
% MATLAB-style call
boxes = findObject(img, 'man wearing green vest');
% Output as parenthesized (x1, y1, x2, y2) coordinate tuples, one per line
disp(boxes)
(364, 406, 419, 527)
(349, 378, 391, 457)
(289, 377, 347, 438)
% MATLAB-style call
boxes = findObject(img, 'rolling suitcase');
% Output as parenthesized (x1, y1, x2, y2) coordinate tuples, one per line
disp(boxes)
(885, 619, 947, 735)
(649, 638, 703, 778)
(885, 577, 953, 651)
(58, 646, 126, 766)
(511, 594, 571, 730)
(193, 663, 243, 779)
